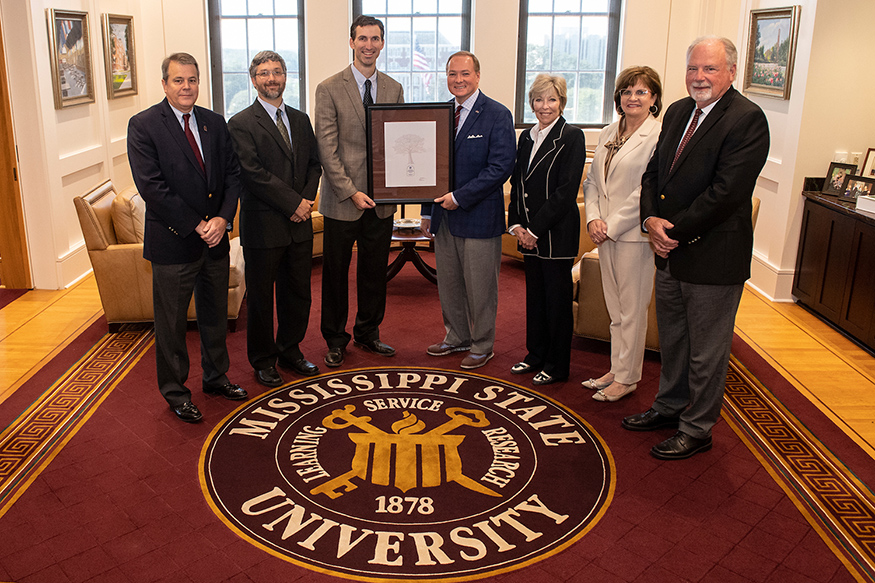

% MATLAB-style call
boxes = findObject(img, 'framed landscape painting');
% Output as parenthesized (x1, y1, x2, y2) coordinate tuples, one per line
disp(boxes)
(102, 14, 137, 98)
(743, 6, 801, 100)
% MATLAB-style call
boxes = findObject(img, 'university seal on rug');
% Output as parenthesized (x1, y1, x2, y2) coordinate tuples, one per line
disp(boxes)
(200, 368, 614, 580)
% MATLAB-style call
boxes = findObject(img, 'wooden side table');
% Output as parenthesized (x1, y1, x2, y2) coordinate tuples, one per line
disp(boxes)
(388, 220, 437, 284)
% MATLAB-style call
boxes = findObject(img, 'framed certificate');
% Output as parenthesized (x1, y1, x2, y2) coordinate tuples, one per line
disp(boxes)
(366, 103, 455, 203)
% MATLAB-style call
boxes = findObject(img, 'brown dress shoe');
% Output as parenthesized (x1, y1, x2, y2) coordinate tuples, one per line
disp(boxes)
(460, 352, 494, 369)
(427, 342, 470, 356)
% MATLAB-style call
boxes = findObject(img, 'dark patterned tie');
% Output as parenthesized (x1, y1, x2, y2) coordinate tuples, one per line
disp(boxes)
(454, 104, 462, 135)
(182, 113, 205, 173)
(275, 109, 292, 152)
(670, 108, 702, 172)
(363, 79, 373, 107)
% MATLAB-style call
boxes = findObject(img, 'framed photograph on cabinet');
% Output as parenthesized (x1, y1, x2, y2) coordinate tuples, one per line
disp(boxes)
(840, 175, 875, 201)
(743, 6, 801, 100)
(861, 148, 875, 178)
(46, 9, 95, 109)
(102, 14, 137, 98)
(822, 162, 857, 196)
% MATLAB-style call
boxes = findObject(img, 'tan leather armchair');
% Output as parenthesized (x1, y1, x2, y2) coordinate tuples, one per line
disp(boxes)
(571, 196, 761, 352)
(73, 180, 246, 331)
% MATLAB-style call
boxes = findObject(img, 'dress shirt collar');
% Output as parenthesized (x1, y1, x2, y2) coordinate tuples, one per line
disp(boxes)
(167, 102, 202, 152)
(168, 102, 197, 129)
(257, 97, 284, 122)
(528, 116, 560, 163)
(351, 64, 377, 102)
(454, 89, 480, 136)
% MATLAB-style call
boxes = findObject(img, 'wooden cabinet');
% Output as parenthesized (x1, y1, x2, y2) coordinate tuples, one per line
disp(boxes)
(793, 194, 875, 351)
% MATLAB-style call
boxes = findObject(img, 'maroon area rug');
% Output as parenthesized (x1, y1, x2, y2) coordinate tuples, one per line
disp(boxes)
(0, 253, 867, 582)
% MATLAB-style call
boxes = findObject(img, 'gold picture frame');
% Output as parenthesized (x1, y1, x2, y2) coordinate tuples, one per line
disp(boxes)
(743, 6, 801, 100)
(46, 9, 95, 109)
(102, 14, 137, 99)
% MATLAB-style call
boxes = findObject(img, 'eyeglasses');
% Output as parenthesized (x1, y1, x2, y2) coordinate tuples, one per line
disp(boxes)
(620, 89, 651, 97)
(255, 70, 286, 79)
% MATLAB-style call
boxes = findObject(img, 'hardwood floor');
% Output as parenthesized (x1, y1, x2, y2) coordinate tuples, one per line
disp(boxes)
(0, 276, 102, 404)
(1, 276, 873, 460)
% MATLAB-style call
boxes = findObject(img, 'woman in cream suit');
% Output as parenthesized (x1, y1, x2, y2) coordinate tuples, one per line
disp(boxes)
(582, 66, 663, 401)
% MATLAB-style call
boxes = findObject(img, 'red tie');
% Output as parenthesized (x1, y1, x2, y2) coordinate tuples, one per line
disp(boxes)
(670, 108, 702, 172)
(454, 105, 462, 134)
(183, 113, 205, 174)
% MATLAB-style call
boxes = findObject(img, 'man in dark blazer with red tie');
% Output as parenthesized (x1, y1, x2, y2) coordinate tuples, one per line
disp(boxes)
(625, 37, 769, 458)
(228, 51, 322, 388)
(127, 52, 247, 423)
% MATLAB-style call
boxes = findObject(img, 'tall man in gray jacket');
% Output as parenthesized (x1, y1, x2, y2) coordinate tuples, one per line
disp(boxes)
(315, 15, 404, 369)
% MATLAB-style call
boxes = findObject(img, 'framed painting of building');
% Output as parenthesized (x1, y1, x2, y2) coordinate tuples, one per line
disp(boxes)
(46, 9, 95, 109)
(102, 14, 137, 99)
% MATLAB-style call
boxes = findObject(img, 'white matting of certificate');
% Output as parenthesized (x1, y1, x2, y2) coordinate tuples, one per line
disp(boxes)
(384, 121, 437, 188)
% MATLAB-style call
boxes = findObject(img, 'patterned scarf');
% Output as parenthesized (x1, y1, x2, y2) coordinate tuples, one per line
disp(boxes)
(603, 127, 630, 175)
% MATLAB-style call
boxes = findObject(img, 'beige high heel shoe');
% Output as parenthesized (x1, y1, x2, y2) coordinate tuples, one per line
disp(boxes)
(581, 376, 612, 390)
(593, 382, 637, 402)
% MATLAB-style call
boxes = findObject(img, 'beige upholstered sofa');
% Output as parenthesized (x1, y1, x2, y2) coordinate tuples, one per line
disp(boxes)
(73, 180, 246, 331)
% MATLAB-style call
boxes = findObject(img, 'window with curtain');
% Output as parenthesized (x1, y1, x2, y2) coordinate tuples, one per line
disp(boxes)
(353, 0, 472, 102)
(516, 0, 622, 126)
(207, 0, 306, 119)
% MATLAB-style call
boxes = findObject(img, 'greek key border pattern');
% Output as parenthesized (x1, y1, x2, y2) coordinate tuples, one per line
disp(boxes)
(723, 356, 875, 582)
(0, 324, 153, 514)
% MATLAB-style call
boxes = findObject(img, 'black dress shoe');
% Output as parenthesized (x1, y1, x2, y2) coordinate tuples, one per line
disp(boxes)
(621, 408, 680, 431)
(651, 431, 712, 460)
(256, 367, 283, 388)
(171, 401, 203, 423)
(354, 339, 396, 357)
(325, 347, 344, 368)
(203, 382, 248, 401)
(279, 357, 320, 376)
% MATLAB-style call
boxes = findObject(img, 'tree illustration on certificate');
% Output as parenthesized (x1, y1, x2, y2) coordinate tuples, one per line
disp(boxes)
(384, 121, 437, 188)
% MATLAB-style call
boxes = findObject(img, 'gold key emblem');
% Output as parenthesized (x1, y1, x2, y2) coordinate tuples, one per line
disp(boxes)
(310, 405, 500, 499)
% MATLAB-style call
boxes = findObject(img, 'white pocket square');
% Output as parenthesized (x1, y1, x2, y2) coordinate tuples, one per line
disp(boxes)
(467, 134, 483, 139)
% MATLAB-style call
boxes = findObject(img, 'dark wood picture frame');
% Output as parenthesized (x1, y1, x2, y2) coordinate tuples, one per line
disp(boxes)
(366, 103, 455, 204)
(840, 175, 875, 201)
(822, 162, 857, 196)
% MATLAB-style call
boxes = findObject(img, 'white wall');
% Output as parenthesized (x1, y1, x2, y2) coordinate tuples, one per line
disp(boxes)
(0, 0, 209, 289)
(4, 0, 872, 296)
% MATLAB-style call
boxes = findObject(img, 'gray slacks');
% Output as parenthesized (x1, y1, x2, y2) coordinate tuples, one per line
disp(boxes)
(434, 222, 501, 354)
(651, 267, 743, 438)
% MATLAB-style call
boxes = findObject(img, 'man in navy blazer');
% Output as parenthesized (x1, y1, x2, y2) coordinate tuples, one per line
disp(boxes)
(625, 37, 769, 458)
(421, 51, 516, 369)
(127, 53, 247, 423)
